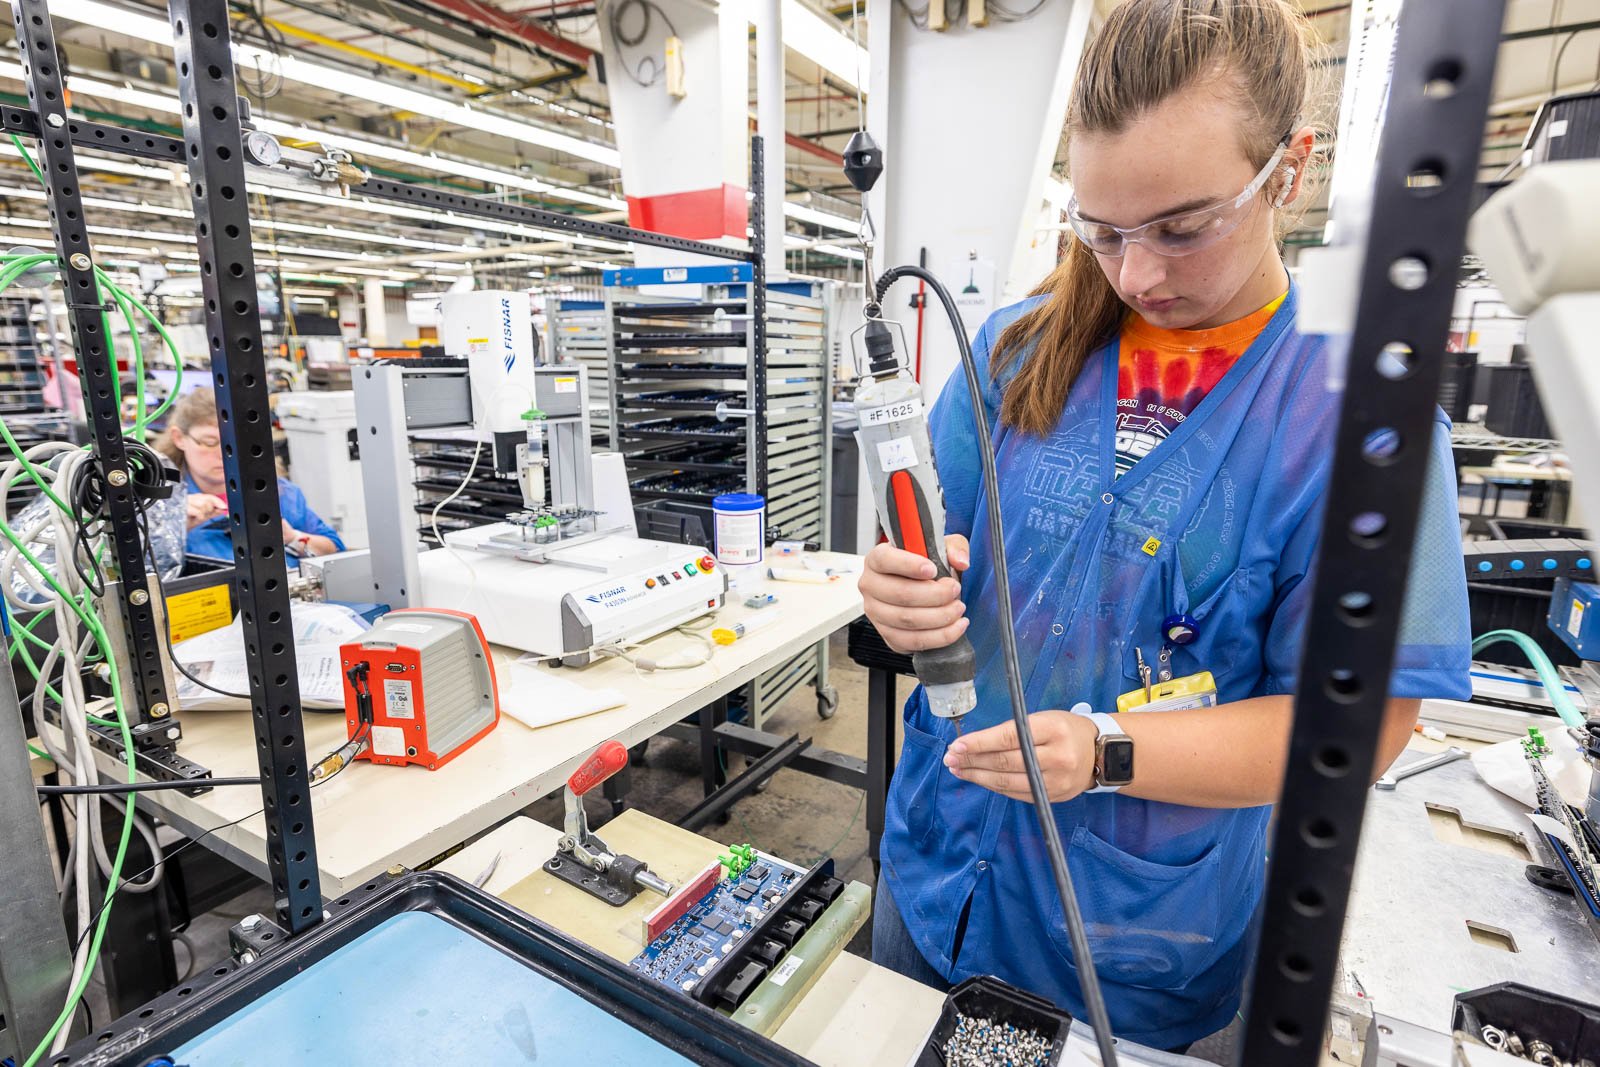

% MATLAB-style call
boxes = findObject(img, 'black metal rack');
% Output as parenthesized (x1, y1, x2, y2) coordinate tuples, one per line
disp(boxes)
(606, 286, 831, 545)
(602, 277, 833, 727)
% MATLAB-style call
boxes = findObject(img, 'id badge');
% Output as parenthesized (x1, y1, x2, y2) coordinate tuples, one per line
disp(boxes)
(1117, 671, 1219, 713)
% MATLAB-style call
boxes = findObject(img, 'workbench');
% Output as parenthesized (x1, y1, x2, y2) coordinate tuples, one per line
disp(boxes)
(80, 555, 870, 897)
(1337, 734, 1600, 1049)
(434, 810, 948, 1067)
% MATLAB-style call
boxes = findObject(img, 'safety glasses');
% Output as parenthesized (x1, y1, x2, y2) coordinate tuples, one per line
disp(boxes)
(1067, 143, 1288, 259)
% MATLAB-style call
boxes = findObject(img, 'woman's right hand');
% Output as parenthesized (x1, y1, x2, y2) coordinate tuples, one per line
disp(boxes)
(858, 534, 971, 654)
(185, 494, 225, 530)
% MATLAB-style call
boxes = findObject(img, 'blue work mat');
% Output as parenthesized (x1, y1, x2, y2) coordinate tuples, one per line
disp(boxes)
(170, 911, 696, 1064)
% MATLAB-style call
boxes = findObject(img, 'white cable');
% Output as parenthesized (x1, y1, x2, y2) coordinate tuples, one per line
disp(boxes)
(429, 437, 485, 576)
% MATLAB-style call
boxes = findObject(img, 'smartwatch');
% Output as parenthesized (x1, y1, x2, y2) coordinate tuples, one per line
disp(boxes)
(1084, 711, 1135, 793)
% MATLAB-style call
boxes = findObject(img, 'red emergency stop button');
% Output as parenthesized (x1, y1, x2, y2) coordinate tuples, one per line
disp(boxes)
(699, 556, 715, 571)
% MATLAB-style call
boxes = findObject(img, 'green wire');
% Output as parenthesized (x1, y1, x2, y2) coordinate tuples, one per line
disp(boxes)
(0, 137, 146, 1067)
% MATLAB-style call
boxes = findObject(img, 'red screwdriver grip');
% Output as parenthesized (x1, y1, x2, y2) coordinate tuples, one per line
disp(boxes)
(568, 740, 628, 797)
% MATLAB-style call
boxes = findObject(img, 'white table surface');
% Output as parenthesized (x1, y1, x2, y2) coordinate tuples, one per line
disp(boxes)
(96, 554, 866, 895)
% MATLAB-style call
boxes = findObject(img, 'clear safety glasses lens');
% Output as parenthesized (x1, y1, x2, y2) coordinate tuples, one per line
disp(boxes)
(1067, 145, 1287, 259)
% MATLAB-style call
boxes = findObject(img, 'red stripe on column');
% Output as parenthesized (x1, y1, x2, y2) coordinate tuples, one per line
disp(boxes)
(626, 184, 747, 241)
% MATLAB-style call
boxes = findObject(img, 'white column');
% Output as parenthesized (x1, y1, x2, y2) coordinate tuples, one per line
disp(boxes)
(867, 0, 1092, 398)
(363, 278, 389, 346)
(601, 0, 750, 270)
(756, 0, 786, 279)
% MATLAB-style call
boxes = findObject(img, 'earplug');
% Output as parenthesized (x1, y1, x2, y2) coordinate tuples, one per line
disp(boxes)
(1273, 165, 1297, 208)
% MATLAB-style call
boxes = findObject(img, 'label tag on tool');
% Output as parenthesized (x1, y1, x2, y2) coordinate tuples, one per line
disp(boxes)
(1117, 671, 1218, 713)
(371, 724, 406, 758)
(860, 397, 923, 427)
(877, 437, 919, 473)
(384, 679, 415, 719)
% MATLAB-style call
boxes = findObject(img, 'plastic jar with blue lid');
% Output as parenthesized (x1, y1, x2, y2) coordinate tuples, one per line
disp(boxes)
(713, 493, 765, 566)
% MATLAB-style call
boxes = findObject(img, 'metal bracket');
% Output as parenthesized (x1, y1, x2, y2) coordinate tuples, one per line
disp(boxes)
(228, 913, 289, 965)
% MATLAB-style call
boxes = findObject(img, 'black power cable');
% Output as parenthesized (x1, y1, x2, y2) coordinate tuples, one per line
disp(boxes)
(38, 777, 263, 796)
(871, 264, 1120, 1067)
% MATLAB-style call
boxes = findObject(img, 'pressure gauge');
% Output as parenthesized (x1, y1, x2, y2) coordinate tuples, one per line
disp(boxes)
(243, 130, 282, 167)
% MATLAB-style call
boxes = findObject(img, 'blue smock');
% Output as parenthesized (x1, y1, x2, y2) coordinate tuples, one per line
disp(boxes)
(880, 287, 1471, 1049)
(185, 474, 345, 569)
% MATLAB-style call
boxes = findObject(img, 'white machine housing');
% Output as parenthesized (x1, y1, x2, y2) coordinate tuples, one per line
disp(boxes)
(1470, 159, 1600, 531)
(354, 342, 724, 665)
(422, 524, 725, 664)
(440, 289, 541, 450)
(277, 389, 367, 549)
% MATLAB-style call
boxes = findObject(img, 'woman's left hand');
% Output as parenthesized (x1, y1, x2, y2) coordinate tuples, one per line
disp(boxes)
(942, 711, 1099, 802)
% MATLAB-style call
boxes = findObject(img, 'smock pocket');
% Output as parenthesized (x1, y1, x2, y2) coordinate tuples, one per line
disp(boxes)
(1047, 826, 1224, 991)
(896, 718, 949, 851)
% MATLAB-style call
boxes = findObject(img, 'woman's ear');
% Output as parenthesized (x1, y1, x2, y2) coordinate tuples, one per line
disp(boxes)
(1277, 124, 1317, 208)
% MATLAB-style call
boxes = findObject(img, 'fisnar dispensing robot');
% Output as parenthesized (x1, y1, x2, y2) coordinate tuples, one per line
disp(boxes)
(355, 290, 726, 665)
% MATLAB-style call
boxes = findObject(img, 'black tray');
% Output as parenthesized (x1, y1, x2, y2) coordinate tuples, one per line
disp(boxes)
(916, 975, 1073, 1067)
(56, 870, 810, 1066)
(1454, 982, 1600, 1062)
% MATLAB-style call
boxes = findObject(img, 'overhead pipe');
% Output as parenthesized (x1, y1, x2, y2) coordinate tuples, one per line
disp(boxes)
(415, 0, 595, 65)
(239, 12, 485, 93)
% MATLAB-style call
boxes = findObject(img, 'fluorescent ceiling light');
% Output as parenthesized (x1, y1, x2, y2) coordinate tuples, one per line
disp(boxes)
(0, 142, 175, 181)
(776, 0, 868, 91)
(783, 201, 856, 233)
(0, 59, 623, 209)
(31, 0, 620, 167)
(257, 119, 625, 210)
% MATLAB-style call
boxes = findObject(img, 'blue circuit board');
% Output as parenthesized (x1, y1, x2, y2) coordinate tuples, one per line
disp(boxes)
(629, 849, 806, 995)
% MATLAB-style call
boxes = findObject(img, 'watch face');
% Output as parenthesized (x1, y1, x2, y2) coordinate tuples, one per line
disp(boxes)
(1100, 737, 1135, 786)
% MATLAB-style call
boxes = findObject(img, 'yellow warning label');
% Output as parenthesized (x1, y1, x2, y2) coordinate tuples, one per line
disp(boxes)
(167, 585, 233, 642)
(467, 337, 490, 344)
(1141, 537, 1162, 557)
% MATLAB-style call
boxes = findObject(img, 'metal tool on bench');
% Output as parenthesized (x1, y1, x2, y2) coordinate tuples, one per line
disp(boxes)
(1374, 746, 1469, 790)
(545, 741, 676, 905)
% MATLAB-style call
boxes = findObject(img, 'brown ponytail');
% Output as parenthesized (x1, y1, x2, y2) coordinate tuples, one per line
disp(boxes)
(992, 0, 1321, 436)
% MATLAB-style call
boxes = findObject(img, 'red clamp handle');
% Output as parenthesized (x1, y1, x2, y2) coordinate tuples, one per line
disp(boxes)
(568, 740, 628, 797)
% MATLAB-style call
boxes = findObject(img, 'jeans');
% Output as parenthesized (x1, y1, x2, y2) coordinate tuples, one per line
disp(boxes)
(871, 879, 951, 992)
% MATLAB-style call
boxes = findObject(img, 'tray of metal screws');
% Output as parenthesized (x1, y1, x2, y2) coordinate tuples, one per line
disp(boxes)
(917, 975, 1069, 1067)
(1454, 982, 1600, 1066)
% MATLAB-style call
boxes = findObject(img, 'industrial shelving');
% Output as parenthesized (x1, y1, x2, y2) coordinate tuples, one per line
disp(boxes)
(545, 297, 610, 443)
(604, 271, 836, 723)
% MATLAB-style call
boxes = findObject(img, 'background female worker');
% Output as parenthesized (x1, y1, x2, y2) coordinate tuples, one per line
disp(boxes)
(859, 0, 1472, 1050)
(157, 388, 344, 566)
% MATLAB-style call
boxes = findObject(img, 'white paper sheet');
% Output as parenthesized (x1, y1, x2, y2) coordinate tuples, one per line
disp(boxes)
(1528, 812, 1578, 850)
(172, 602, 369, 711)
(1470, 735, 1592, 809)
(499, 659, 626, 730)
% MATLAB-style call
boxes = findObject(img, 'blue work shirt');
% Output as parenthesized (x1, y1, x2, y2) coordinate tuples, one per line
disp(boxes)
(185, 474, 345, 569)
(880, 287, 1471, 1048)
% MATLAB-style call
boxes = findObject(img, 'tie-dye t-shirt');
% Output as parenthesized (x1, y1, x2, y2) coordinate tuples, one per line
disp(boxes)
(1114, 293, 1287, 477)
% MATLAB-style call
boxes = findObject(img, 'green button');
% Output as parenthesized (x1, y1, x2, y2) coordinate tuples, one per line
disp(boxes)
(685, 563, 698, 575)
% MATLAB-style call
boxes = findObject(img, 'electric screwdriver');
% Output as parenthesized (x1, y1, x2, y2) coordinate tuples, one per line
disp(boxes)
(854, 315, 978, 724)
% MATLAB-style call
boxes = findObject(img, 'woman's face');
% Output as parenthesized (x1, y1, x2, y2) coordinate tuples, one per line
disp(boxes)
(1069, 80, 1290, 330)
(173, 421, 225, 486)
